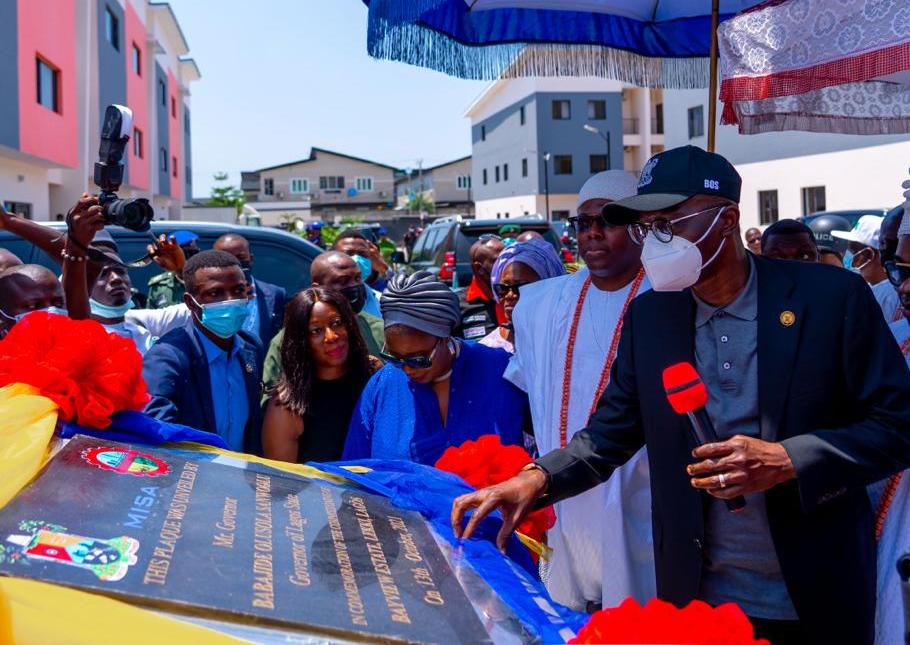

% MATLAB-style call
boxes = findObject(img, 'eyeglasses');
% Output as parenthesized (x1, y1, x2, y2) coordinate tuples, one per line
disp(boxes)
(380, 338, 442, 369)
(478, 234, 502, 243)
(494, 281, 532, 299)
(885, 260, 910, 287)
(567, 213, 621, 234)
(628, 205, 727, 246)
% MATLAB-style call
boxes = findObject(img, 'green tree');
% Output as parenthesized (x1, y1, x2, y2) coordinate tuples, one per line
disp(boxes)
(209, 172, 245, 214)
(407, 193, 435, 214)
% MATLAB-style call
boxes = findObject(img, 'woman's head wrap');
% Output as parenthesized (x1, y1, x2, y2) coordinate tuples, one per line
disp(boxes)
(380, 271, 461, 337)
(490, 239, 566, 300)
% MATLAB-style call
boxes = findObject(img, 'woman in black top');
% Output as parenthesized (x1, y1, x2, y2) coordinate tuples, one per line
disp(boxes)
(262, 287, 376, 463)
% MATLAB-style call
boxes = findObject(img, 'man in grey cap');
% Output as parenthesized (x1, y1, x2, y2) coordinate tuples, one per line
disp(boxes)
(342, 271, 528, 465)
(453, 145, 910, 645)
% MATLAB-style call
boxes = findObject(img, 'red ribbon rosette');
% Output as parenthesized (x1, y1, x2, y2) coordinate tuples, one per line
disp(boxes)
(0, 312, 149, 428)
(571, 598, 770, 645)
(435, 434, 556, 544)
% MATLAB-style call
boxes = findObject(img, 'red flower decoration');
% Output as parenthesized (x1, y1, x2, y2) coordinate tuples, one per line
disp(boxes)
(570, 598, 770, 645)
(0, 313, 149, 428)
(435, 435, 556, 543)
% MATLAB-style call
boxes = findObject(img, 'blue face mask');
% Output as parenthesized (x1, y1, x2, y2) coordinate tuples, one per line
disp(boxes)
(353, 254, 372, 281)
(0, 306, 69, 323)
(90, 298, 134, 319)
(843, 250, 856, 272)
(189, 296, 250, 339)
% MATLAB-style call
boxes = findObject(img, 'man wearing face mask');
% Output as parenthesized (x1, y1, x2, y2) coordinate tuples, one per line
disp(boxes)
(875, 207, 904, 323)
(830, 215, 897, 323)
(261, 251, 384, 400)
(452, 146, 910, 645)
(213, 233, 286, 348)
(143, 250, 264, 454)
(454, 236, 505, 341)
(0, 264, 67, 338)
(333, 229, 388, 311)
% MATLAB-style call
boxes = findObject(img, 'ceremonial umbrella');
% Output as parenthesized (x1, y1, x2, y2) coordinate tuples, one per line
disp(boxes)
(364, 0, 768, 149)
(717, 0, 910, 135)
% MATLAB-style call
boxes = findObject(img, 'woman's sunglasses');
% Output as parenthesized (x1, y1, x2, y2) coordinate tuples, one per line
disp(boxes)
(885, 260, 910, 288)
(380, 339, 441, 369)
(494, 281, 532, 299)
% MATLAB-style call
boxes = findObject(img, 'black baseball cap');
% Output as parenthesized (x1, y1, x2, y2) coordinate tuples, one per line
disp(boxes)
(602, 146, 742, 224)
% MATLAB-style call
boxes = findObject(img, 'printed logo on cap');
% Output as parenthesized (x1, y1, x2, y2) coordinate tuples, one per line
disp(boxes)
(639, 157, 659, 188)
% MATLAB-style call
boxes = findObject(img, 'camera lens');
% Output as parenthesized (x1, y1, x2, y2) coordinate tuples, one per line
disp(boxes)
(103, 197, 154, 232)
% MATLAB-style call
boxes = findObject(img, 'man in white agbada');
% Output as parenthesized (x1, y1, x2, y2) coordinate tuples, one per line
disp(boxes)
(875, 190, 910, 644)
(505, 170, 656, 611)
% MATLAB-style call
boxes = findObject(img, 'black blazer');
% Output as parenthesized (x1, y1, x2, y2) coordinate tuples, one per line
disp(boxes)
(537, 256, 910, 644)
(254, 278, 287, 348)
(143, 321, 265, 455)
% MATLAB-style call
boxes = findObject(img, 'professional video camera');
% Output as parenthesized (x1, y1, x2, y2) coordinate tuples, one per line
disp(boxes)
(93, 104, 154, 232)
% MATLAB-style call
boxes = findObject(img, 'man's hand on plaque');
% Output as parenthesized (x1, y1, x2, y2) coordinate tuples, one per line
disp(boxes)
(688, 434, 796, 499)
(451, 467, 548, 551)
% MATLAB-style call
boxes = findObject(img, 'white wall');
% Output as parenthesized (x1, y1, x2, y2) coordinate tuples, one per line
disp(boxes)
(474, 193, 578, 219)
(0, 156, 51, 219)
(466, 77, 625, 123)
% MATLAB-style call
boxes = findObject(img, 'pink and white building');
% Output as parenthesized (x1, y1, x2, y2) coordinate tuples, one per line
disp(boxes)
(0, 0, 199, 221)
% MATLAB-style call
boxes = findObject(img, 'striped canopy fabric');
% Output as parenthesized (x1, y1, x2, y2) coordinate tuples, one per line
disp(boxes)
(364, 0, 766, 87)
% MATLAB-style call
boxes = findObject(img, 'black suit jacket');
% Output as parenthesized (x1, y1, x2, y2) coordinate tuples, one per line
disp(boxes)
(537, 256, 910, 644)
(254, 279, 287, 348)
(142, 321, 265, 455)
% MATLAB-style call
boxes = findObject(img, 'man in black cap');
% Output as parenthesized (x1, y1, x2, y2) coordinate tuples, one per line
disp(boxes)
(452, 145, 910, 645)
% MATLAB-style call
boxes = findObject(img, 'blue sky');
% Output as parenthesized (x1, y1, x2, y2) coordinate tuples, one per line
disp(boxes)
(167, 0, 487, 198)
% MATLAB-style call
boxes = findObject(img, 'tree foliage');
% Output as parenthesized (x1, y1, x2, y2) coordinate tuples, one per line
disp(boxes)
(209, 172, 245, 214)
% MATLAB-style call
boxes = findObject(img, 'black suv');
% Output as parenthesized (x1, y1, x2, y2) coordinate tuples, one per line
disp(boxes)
(409, 216, 563, 286)
(0, 221, 322, 297)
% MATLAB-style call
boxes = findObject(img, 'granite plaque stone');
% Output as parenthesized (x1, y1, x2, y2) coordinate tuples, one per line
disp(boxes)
(0, 437, 491, 644)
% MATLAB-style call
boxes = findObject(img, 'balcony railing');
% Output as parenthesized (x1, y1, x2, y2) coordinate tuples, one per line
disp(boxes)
(623, 118, 639, 134)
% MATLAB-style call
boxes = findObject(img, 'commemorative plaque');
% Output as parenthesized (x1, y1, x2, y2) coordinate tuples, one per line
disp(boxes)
(0, 436, 491, 643)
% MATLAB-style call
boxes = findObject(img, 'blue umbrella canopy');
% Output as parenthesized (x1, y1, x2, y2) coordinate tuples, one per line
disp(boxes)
(364, 0, 767, 88)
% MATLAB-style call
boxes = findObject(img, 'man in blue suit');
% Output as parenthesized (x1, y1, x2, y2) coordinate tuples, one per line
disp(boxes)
(214, 233, 287, 347)
(143, 250, 264, 454)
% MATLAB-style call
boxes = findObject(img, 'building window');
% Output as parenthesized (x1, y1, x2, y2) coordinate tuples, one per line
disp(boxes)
(263, 178, 274, 195)
(801, 186, 826, 215)
(132, 128, 143, 158)
(159, 149, 168, 172)
(456, 175, 471, 189)
(482, 169, 488, 185)
(590, 154, 608, 173)
(552, 100, 571, 120)
(481, 125, 486, 141)
(184, 112, 190, 133)
(687, 105, 704, 139)
(553, 155, 573, 175)
(171, 97, 177, 118)
(503, 164, 509, 182)
(36, 58, 59, 113)
(522, 158, 528, 177)
(105, 6, 119, 51)
(654, 103, 664, 134)
(758, 190, 779, 225)
(520, 106, 525, 125)
(319, 176, 345, 190)
(552, 210, 570, 220)
(587, 99, 606, 120)
(355, 177, 373, 192)
(172, 156, 177, 178)
(495, 166, 500, 183)
(290, 178, 309, 194)
(131, 43, 141, 76)
(158, 80, 166, 107)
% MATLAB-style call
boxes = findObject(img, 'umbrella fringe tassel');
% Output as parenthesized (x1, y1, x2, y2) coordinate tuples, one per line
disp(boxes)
(368, 19, 710, 89)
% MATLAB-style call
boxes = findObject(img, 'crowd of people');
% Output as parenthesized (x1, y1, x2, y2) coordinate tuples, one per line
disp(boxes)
(1, 144, 909, 644)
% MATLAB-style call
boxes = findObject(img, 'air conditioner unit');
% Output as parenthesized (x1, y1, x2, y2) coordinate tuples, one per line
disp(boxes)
(277, 191, 285, 199)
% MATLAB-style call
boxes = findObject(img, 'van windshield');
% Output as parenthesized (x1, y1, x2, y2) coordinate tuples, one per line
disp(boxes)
(456, 227, 561, 260)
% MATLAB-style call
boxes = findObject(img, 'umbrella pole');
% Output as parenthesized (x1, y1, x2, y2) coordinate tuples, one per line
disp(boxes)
(707, 0, 719, 152)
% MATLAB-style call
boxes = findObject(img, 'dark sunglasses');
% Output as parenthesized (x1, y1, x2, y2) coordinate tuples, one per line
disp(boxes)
(478, 233, 503, 243)
(885, 260, 910, 288)
(494, 281, 532, 299)
(567, 214, 620, 234)
(380, 338, 441, 369)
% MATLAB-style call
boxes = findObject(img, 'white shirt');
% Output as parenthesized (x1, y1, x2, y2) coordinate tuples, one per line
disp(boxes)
(872, 279, 902, 323)
(479, 327, 514, 353)
(125, 303, 191, 339)
(103, 319, 156, 356)
(875, 318, 910, 644)
(505, 268, 656, 610)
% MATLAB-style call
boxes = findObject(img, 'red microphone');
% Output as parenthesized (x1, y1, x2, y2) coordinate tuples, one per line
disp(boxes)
(663, 362, 746, 513)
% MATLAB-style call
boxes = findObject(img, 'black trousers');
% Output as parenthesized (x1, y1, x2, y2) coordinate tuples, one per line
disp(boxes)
(749, 616, 807, 645)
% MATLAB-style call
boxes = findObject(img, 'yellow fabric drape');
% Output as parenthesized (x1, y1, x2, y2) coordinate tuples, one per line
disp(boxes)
(0, 384, 58, 510)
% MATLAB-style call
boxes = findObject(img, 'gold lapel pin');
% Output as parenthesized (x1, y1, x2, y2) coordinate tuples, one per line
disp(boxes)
(779, 311, 796, 327)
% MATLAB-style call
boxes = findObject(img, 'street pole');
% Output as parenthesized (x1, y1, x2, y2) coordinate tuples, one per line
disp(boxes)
(543, 152, 551, 223)
(605, 130, 611, 170)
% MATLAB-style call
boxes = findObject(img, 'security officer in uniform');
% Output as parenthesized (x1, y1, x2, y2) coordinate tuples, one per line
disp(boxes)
(147, 230, 199, 308)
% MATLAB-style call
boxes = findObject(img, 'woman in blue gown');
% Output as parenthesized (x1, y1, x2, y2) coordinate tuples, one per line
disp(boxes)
(343, 271, 527, 465)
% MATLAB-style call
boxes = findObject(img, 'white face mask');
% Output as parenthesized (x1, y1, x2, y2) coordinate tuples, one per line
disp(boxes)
(640, 206, 728, 292)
